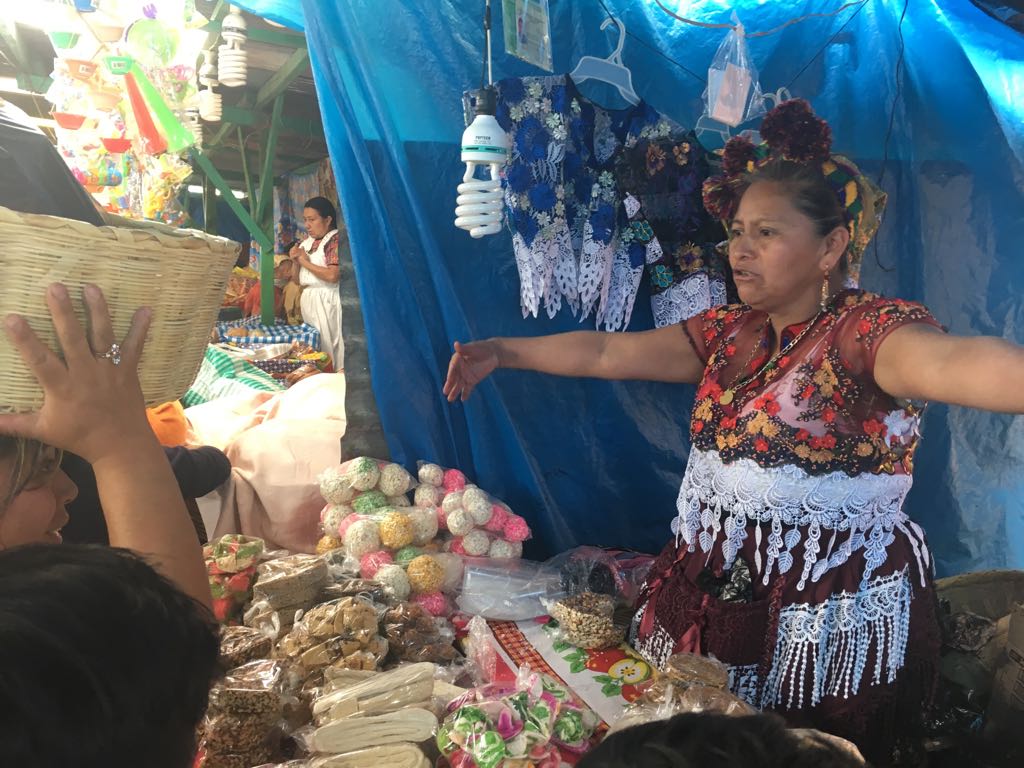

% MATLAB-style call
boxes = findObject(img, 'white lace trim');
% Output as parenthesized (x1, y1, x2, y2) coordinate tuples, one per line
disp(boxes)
(671, 448, 929, 591)
(728, 663, 761, 706)
(763, 569, 913, 710)
(651, 272, 727, 329)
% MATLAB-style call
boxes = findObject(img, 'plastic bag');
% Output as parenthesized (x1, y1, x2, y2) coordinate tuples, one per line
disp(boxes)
(209, 660, 286, 717)
(545, 591, 627, 650)
(205, 535, 267, 624)
(702, 13, 765, 128)
(254, 554, 330, 610)
(202, 709, 281, 753)
(275, 597, 388, 679)
(311, 662, 437, 724)
(456, 558, 557, 621)
(382, 602, 460, 665)
(437, 667, 599, 768)
(305, 708, 439, 755)
(305, 744, 431, 768)
(220, 625, 275, 669)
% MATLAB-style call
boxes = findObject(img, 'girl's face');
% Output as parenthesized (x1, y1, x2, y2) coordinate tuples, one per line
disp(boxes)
(0, 449, 77, 547)
(303, 208, 333, 239)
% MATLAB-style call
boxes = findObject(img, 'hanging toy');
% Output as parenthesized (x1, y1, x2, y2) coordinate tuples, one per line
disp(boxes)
(106, 56, 195, 154)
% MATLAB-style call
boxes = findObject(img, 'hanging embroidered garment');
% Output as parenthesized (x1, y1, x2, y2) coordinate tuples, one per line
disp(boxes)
(488, 75, 725, 331)
(631, 291, 943, 763)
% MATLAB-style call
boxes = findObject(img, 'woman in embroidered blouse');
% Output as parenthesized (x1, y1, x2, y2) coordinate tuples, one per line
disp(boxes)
(444, 101, 1024, 764)
(293, 197, 344, 368)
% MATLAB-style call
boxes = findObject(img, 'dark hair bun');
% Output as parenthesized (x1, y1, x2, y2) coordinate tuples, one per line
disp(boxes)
(760, 99, 832, 165)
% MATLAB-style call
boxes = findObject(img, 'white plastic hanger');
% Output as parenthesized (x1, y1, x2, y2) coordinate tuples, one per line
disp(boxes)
(569, 17, 640, 105)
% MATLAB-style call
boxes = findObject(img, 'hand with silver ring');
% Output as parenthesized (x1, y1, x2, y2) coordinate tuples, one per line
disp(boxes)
(0, 283, 152, 464)
(96, 343, 122, 366)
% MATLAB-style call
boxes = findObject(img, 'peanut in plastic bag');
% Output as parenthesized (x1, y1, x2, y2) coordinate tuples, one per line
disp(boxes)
(702, 14, 766, 128)
(209, 660, 285, 717)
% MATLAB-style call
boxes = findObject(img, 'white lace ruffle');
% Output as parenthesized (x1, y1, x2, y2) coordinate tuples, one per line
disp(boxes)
(763, 569, 913, 710)
(671, 448, 930, 591)
(651, 272, 728, 328)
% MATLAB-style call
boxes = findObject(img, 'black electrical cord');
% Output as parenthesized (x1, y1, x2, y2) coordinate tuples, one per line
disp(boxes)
(784, 1, 870, 89)
(481, 0, 491, 90)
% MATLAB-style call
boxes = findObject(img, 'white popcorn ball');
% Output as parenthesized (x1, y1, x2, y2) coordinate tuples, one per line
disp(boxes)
(414, 484, 443, 507)
(379, 463, 413, 496)
(446, 508, 475, 537)
(387, 494, 411, 508)
(374, 564, 411, 602)
(322, 504, 354, 537)
(434, 553, 465, 593)
(489, 539, 523, 560)
(408, 507, 439, 546)
(345, 457, 380, 491)
(462, 529, 491, 557)
(319, 467, 356, 504)
(418, 463, 444, 487)
(441, 490, 465, 516)
(344, 518, 381, 558)
(463, 488, 493, 526)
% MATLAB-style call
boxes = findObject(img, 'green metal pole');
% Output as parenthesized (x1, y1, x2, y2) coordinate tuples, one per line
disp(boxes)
(238, 126, 256, 210)
(253, 94, 285, 325)
(190, 148, 276, 324)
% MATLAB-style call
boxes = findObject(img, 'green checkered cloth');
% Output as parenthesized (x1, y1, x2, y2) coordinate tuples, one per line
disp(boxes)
(183, 345, 285, 408)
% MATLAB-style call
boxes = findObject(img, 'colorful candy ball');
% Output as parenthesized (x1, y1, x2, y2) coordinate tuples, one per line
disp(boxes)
(503, 514, 531, 543)
(463, 488, 493, 526)
(337, 513, 365, 540)
(418, 463, 445, 487)
(484, 504, 509, 534)
(443, 468, 467, 493)
(395, 546, 423, 567)
(353, 490, 389, 514)
(316, 535, 344, 555)
(448, 537, 468, 557)
(379, 463, 414, 496)
(462, 529, 491, 557)
(374, 564, 410, 602)
(434, 552, 465, 593)
(321, 503, 354, 537)
(407, 555, 445, 594)
(488, 538, 522, 559)
(446, 508, 475, 537)
(319, 467, 356, 504)
(345, 457, 380, 491)
(344, 518, 381, 558)
(436, 505, 449, 532)
(414, 591, 449, 617)
(387, 494, 411, 507)
(414, 484, 444, 507)
(441, 490, 465, 516)
(360, 549, 394, 579)
(408, 507, 439, 545)
(379, 510, 415, 549)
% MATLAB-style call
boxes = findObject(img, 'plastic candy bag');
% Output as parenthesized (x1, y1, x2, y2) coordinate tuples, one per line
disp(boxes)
(703, 13, 765, 128)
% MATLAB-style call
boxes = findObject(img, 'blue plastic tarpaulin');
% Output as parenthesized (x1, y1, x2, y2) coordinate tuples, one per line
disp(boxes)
(235, 0, 1024, 574)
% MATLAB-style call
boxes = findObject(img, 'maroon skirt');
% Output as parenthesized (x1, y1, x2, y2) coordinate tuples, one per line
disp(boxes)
(631, 524, 940, 765)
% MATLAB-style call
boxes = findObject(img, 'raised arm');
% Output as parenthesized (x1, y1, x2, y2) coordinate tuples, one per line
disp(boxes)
(875, 323, 1024, 412)
(444, 323, 704, 401)
(0, 284, 211, 609)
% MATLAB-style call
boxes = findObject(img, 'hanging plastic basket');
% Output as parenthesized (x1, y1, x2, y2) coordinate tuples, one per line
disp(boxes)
(51, 111, 86, 130)
(0, 207, 240, 412)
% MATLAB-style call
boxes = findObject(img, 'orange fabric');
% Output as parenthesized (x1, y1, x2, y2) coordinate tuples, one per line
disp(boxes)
(242, 283, 285, 319)
(146, 401, 189, 447)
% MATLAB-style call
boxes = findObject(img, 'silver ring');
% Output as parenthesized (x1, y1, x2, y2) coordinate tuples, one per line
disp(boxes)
(96, 343, 122, 366)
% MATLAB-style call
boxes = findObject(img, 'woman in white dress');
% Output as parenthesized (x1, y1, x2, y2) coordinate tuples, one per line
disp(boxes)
(292, 196, 344, 369)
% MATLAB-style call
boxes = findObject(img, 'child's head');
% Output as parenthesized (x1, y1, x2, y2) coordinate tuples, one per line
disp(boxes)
(578, 713, 865, 768)
(0, 437, 76, 548)
(275, 258, 294, 282)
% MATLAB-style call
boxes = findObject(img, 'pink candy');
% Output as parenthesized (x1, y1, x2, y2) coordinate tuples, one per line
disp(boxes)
(502, 514, 531, 543)
(484, 504, 509, 533)
(336, 513, 365, 539)
(443, 468, 467, 493)
(448, 537, 467, 556)
(436, 505, 449, 532)
(360, 550, 394, 579)
(414, 591, 449, 617)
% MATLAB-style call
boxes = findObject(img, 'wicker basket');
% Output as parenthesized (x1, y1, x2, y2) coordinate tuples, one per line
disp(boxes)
(0, 206, 240, 412)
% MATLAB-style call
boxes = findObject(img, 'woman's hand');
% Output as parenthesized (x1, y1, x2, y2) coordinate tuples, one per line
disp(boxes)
(0, 283, 153, 464)
(444, 340, 499, 402)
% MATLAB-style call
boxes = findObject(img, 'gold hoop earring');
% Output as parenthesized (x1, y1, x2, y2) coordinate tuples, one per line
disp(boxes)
(820, 268, 831, 312)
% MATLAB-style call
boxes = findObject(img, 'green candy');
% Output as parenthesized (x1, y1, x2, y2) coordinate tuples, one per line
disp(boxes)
(395, 546, 422, 566)
(450, 705, 488, 736)
(469, 730, 508, 768)
(436, 724, 456, 755)
(554, 709, 586, 744)
(352, 490, 388, 514)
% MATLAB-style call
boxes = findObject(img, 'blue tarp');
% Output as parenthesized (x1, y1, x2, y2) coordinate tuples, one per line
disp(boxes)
(236, 0, 1024, 574)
